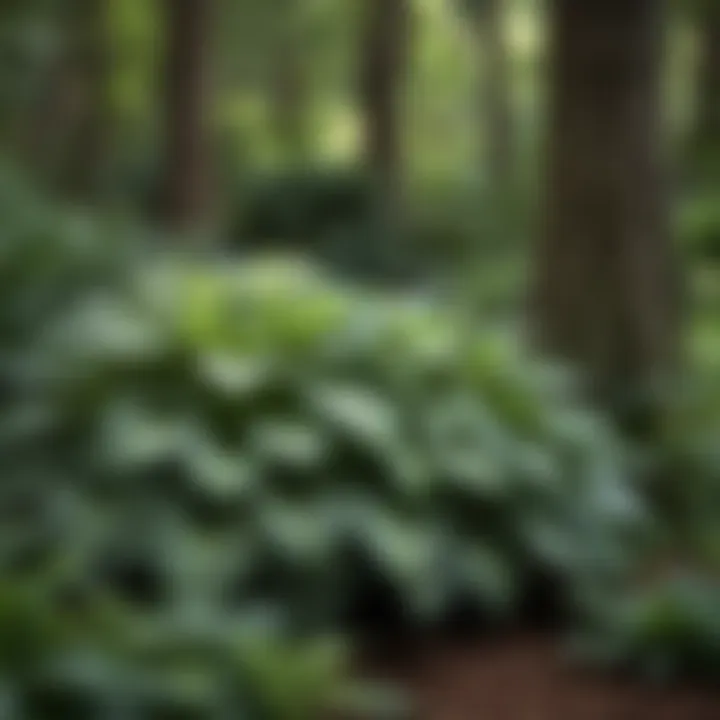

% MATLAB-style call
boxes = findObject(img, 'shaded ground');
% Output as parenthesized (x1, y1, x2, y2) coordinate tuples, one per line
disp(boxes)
(361, 634, 720, 720)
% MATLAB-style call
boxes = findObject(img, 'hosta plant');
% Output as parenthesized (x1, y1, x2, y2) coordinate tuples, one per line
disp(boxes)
(8, 256, 648, 637)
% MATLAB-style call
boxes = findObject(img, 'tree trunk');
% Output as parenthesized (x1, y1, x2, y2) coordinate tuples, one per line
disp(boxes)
(64, 0, 113, 203)
(472, 0, 513, 194)
(533, 0, 680, 433)
(271, 0, 309, 164)
(159, 0, 211, 233)
(17, 43, 77, 190)
(691, 0, 720, 178)
(4, 1, 109, 199)
(358, 0, 410, 203)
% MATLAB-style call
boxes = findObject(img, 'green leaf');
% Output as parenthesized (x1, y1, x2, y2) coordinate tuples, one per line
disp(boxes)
(249, 419, 329, 470)
(185, 439, 257, 499)
(257, 501, 337, 567)
(100, 401, 195, 469)
(308, 383, 399, 448)
(198, 353, 273, 397)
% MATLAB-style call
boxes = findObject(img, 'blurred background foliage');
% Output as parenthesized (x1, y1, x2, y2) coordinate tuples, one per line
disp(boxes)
(0, 0, 720, 717)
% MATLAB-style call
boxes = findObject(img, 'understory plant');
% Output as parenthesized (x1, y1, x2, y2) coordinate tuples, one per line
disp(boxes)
(573, 570, 720, 683)
(8, 178, 720, 711)
(0, 575, 375, 720)
(0, 175, 662, 709)
(5, 255, 648, 636)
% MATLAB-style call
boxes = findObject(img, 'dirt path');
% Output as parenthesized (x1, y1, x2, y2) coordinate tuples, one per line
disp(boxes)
(363, 635, 720, 720)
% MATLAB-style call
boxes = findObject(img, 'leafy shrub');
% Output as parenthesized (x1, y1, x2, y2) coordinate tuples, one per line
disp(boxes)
(575, 570, 720, 682)
(0, 174, 648, 699)
(230, 170, 530, 283)
(0, 167, 148, 442)
(634, 379, 720, 568)
(7, 256, 646, 639)
(571, 395, 720, 683)
(0, 177, 375, 719)
(231, 167, 376, 252)
(230, 168, 426, 282)
(0, 577, 366, 720)
(0, 166, 140, 343)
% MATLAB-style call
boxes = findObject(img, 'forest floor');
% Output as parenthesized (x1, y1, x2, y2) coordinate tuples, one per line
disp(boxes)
(361, 634, 720, 720)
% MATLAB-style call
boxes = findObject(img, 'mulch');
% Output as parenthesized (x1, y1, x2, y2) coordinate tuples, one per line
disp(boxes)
(359, 634, 720, 720)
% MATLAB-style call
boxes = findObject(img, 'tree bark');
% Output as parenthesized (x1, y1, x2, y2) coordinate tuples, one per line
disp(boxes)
(472, 0, 513, 194)
(64, 0, 113, 203)
(159, 0, 211, 233)
(358, 0, 410, 203)
(691, 0, 720, 177)
(3, 1, 110, 199)
(533, 0, 680, 432)
(17, 41, 77, 189)
(271, 0, 309, 164)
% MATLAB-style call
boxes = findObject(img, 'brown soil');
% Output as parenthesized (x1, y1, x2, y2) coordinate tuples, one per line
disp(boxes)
(361, 634, 720, 720)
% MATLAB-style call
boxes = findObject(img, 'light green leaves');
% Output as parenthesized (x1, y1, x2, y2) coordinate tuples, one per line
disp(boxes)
(186, 437, 257, 500)
(37, 257, 645, 633)
(100, 401, 194, 469)
(198, 353, 273, 397)
(249, 419, 329, 470)
(308, 382, 399, 448)
(49, 294, 167, 364)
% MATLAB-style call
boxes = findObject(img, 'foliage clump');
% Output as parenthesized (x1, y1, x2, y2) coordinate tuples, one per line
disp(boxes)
(6, 253, 647, 635)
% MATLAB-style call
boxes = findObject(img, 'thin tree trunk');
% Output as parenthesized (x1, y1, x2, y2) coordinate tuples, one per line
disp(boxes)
(473, 0, 513, 194)
(1, 1, 111, 200)
(359, 0, 410, 204)
(7, 3, 92, 195)
(64, 0, 112, 202)
(533, 0, 680, 434)
(271, 0, 309, 164)
(691, 0, 720, 178)
(20, 49, 77, 189)
(159, 0, 211, 233)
